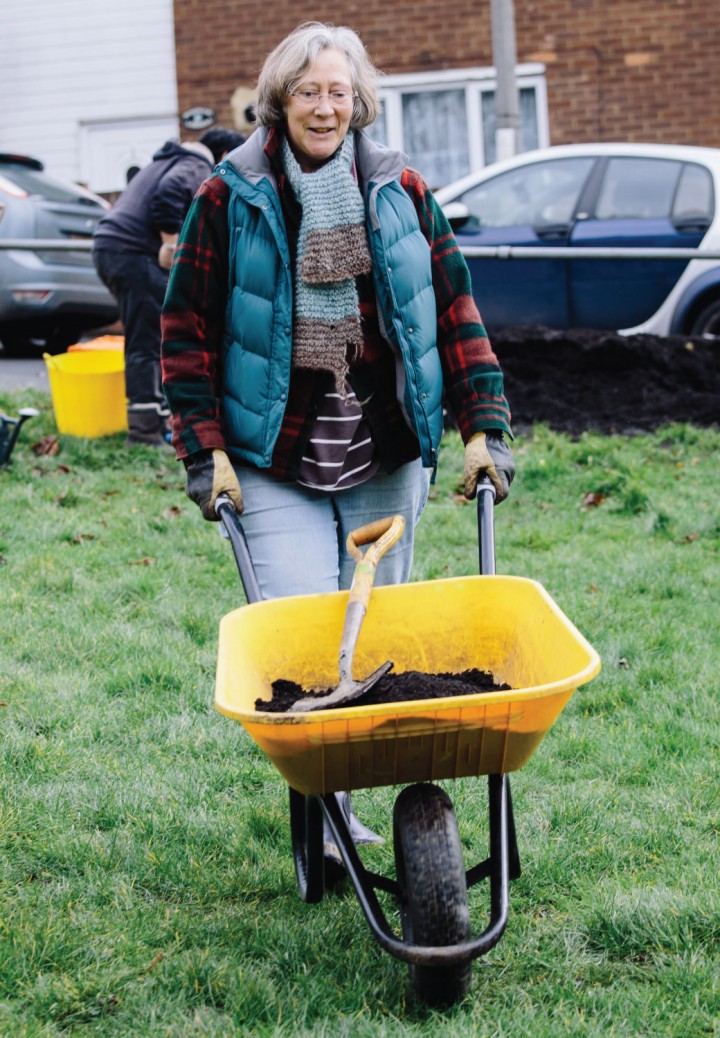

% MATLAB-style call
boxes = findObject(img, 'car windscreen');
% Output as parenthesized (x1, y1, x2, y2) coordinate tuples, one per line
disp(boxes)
(0, 163, 104, 207)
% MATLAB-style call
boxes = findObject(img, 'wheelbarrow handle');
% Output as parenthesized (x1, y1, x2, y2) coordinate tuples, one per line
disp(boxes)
(476, 478, 496, 577)
(215, 493, 263, 604)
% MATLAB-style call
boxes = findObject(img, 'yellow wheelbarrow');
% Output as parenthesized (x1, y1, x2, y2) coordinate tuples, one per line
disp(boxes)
(214, 485, 601, 1007)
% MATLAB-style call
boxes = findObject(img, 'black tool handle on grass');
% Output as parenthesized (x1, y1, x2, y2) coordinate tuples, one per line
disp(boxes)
(215, 493, 263, 604)
(477, 478, 496, 577)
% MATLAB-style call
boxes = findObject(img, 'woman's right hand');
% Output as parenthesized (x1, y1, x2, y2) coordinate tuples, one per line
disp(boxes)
(185, 449, 244, 520)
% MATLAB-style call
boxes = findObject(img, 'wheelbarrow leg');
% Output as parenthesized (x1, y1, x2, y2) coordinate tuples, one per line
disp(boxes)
(289, 788, 325, 903)
(323, 792, 383, 866)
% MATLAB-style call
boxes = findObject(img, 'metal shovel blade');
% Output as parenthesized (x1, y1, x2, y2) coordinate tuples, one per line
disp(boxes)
(292, 659, 393, 712)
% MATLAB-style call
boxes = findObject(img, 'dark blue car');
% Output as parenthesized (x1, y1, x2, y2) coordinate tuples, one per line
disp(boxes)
(434, 143, 720, 339)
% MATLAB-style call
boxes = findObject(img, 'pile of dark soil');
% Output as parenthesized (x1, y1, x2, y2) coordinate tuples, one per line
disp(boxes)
(256, 668, 512, 713)
(492, 327, 720, 436)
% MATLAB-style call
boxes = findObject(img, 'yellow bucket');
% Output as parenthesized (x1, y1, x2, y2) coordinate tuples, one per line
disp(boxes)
(215, 575, 601, 795)
(43, 350, 127, 437)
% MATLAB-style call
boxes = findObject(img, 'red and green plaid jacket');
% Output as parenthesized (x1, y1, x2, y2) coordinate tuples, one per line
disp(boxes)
(161, 131, 511, 476)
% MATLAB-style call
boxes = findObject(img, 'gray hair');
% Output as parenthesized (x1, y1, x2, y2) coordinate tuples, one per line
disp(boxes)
(255, 22, 381, 130)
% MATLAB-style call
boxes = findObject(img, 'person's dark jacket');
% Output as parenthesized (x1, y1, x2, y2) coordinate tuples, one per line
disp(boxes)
(93, 141, 214, 258)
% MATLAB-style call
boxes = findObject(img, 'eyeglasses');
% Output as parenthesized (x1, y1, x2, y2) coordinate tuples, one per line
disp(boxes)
(289, 89, 357, 109)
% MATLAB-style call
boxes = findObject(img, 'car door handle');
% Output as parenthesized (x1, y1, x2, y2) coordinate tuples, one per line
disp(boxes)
(534, 223, 571, 241)
(672, 216, 711, 233)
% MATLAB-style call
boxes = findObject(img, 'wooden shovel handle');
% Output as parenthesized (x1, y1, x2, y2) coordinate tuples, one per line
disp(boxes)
(346, 514, 405, 562)
(345, 514, 405, 609)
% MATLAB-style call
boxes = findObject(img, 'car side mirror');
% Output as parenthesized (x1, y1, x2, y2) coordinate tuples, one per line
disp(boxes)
(442, 201, 473, 231)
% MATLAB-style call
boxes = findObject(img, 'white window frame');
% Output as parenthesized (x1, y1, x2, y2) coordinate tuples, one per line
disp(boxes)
(373, 64, 549, 184)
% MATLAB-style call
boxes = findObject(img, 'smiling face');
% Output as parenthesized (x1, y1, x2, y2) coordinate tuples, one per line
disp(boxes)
(285, 48, 354, 170)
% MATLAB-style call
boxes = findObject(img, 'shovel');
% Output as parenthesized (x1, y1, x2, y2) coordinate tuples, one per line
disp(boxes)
(293, 514, 405, 712)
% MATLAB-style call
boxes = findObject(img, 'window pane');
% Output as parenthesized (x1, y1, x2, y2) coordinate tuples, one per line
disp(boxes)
(456, 157, 594, 228)
(366, 100, 387, 146)
(0, 162, 103, 206)
(673, 163, 714, 221)
(401, 90, 468, 188)
(482, 88, 538, 165)
(520, 89, 538, 152)
(595, 158, 682, 219)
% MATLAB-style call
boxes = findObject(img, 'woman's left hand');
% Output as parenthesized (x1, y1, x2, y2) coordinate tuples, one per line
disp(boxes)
(463, 432, 515, 503)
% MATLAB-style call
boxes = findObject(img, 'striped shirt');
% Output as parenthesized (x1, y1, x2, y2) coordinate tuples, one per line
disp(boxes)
(298, 385, 379, 491)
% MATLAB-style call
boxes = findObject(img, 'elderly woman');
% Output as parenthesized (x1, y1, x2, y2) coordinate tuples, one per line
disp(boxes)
(162, 20, 513, 595)
(161, 20, 514, 857)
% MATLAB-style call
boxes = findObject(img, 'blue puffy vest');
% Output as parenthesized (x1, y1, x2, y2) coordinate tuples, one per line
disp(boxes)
(216, 131, 444, 470)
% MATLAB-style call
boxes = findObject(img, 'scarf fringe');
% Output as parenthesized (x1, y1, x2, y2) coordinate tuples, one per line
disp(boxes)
(293, 315, 364, 394)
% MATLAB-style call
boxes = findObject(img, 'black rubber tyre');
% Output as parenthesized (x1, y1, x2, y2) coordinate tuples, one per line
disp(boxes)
(289, 788, 324, 904)
(393, 783, 472, 1007)
(689, 297, 720, 340)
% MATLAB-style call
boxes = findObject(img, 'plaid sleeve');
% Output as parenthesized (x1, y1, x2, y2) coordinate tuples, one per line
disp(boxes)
(161, 175, 231, 459)
(401, 168, 512, 439)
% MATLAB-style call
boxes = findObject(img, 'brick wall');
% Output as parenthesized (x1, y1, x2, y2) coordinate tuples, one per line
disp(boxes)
(174, 0, 720, 149)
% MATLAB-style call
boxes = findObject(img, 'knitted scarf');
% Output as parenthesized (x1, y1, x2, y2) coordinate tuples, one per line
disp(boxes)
(281, 131, 372, 392)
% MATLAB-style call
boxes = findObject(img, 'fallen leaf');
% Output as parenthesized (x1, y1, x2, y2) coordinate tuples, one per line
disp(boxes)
(586, 582, 600, 593)
(143, 952, 164, 973)
(96, 995, 119, 1011)
(618, 657, 629, 668)
(582, 491, 605, 509)
(101, 489, 121, 498)
(32, 435, 60, 456)
(680, 532, 699, 543)
(71, 533, 96, 545)
(162, 506, 182, 519)
(130, 557, 155, 566)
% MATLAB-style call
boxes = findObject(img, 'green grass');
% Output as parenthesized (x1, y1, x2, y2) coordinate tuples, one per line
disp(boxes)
(1, 389, 719, 1036)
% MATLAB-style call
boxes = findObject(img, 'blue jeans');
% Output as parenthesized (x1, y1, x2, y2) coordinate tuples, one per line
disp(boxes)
(232, 459, 431, 599)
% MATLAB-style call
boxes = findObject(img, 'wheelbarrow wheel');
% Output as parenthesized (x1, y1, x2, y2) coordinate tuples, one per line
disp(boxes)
(289, 788, 325, 904)
(393, 783, 472, 1007)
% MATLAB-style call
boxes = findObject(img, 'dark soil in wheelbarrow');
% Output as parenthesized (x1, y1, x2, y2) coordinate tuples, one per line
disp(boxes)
(256, 668, 512, 713)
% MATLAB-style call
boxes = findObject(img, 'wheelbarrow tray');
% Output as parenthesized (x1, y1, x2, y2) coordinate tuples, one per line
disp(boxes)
(215, 574, 600, 796)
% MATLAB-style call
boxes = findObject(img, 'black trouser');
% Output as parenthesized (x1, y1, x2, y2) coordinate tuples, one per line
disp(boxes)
(92, 248, 169, 406)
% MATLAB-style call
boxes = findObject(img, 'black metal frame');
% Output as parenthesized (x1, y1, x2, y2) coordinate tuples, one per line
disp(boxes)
(290, 776, 520, 966)
(0, 407, 38, 466)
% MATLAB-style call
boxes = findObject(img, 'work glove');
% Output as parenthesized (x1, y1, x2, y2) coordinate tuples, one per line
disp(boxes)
(185, 448, 243, 520)
(463, 431, 515, 504)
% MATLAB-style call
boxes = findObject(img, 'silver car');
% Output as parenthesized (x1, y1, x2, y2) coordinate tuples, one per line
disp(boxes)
(0, 153, 118, 356)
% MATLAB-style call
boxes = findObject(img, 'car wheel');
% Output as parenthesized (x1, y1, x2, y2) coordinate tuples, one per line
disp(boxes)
(689, 298, 720, 340)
